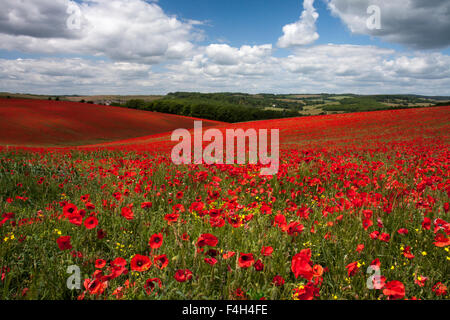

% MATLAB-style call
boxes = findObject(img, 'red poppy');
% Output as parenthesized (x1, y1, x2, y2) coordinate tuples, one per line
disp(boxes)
(95, 259, 106, 269)
(222, 251, 236, 260)
(261, 246, 273, 256)
(174, 269, 193, 282)
(402, 246, 415, 259)
(63, 203, 78, 217)
(346, 261, 360, 277)
(130, 255, 151, 272)
(291, 249, 313, 280)
(181, 232, 190, 241)
(164, 213, 179, 224)
(432, 282, 448, 296)
(144, 278, 162, 295)
(238, 253, 255, 268)
(204, 257, 218, 266)
(121, 207, 134, 220)
(97, 229, 106, 239)
(356, 244, 364, 253)
(292, 283, 319, 300)
(111, 257, 127, 268)
(56, 236, 72, 251)
(68, 212, 83, 226)
(84, 216, 98, 229)
(378, 233, 390, 242)
(141, 202, 153, 209)
(196, 233, 218, 247)
(272, 275, 285, 287)
(149, 233, 163, 249)
(422, 217, 431, 230)
(254, 259, 264, 271)
(153, 254, 169, 269)
(433, 233, 449, 247)
(383, 280, 405, 300)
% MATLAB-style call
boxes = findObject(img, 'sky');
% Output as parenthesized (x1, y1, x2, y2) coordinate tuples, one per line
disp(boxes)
(0, 0, 450, 95)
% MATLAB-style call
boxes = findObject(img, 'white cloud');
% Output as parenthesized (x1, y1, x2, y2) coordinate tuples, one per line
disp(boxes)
(277, 0, 319, 48)
(2, 44, 449, 96)
(326, 0, 450, 49)
(0, 0, 200, 64)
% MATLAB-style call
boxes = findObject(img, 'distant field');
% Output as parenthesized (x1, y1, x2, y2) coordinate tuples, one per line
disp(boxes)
(0, 98, 222, 146)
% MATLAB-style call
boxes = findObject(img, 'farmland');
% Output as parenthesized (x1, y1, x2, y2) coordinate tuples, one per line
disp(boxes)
(0, 100, 449, 300)
(0, 98, 222, 147)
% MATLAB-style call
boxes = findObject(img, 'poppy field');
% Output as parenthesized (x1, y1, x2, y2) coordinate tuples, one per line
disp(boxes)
(0, 101, 449, 300)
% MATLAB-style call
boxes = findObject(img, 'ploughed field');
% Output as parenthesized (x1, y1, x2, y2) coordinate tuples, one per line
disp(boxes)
(0, 99, 449, 300)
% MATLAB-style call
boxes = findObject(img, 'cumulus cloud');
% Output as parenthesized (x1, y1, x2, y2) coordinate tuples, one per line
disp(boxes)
(0, 0, 201, 64)
(277, 0, 319, 48)
(326, 0, 450, 49)
(2, 44, 449, 96)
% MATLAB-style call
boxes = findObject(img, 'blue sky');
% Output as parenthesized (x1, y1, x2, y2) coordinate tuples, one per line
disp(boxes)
(0, 0, 449, 95)
(161, 0, 379, 48)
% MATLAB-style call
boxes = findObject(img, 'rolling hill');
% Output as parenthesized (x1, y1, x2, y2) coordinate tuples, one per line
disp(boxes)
(0, 98, 223, 147)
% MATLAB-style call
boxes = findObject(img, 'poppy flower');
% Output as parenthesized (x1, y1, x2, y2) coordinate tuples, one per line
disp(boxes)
(144, 278, 162, 295)
(84, 216, 98, 230)
(422, 217, 431, 230)
(238, 253, 255, 268)
(383, 280, 405, 300)
(68, 212, 83, 226)
(196, 233, 218, 248)
(291, 249, 313, 280)
(63, 203, 78, 217)
(153, 254, 169, 269)
(95, 259, 106, 269)
(130, 255, 151, 272)
(121, 207, 134, 221)
(181, 232, 190, 241)
(402, 246, 415, 259)
(204, 257, 218, 266)
(378, 233, 390, 243)
(97, 229, 106, 239)
(312, 264, 324, 278)
(433, 233, 449, 247)
(149, 233, 163, 249)
(346, 261, 360, 277)
(174, 269, 193, 282)
(222, 251, 236, 260)
(141, 202, 153, 209)
(369, 231, 380, 239)
(261, 246, 273, 256)
(292, 283, 319, 300)
(432, 282, 447, 296)
(272, 275, 285, 287)
(362, 218, 373, 230)
(111, 257, 127, 268)
(356, 244, 364, 253)
(85, 278, 107, 296)
(164, 213, 179, 224)
(285, 221, 304, 236)
(414, 275, 428, 287)
(56, 236, 72, 251)
(254, 259, 264, 271)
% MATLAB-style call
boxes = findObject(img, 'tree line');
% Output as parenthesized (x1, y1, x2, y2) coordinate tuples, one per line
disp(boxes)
(116, 98, 300, 123)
